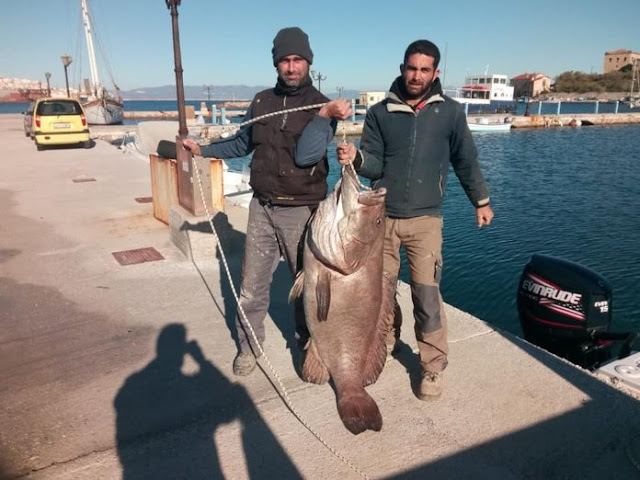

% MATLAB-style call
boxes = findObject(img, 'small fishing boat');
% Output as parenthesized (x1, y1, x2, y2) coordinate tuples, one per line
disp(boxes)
(467, 116, 512, 132)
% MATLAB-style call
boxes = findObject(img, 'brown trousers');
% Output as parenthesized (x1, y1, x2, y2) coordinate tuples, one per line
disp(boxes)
(384, 215, 449, 373)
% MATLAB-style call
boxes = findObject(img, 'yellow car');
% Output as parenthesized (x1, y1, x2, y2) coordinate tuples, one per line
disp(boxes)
(32, 98, 91, 151)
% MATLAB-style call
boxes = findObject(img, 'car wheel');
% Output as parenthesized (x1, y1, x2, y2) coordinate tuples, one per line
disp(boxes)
(83, 141, 92, 149)
(36, 143, 44, 151)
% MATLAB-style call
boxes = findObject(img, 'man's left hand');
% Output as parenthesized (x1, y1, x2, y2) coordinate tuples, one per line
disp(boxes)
(476, 205, 494, 227)
(318, 98, 353, 120)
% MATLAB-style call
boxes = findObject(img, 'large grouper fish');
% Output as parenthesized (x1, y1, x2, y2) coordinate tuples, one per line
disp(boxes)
(290, 165, 395, 435)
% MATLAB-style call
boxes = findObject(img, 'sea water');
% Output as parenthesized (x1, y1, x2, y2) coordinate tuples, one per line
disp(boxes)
(327, 125, 640, 337)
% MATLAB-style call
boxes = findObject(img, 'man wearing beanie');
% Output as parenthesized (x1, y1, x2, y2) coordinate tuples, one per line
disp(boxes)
(336, 40, 494, 401)
(184, 27, 351, 377)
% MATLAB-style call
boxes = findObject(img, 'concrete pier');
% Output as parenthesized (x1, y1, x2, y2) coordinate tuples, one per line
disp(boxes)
(2, 114, 639, 479)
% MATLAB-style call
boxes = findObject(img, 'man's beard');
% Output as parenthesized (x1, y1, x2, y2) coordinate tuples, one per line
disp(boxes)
(281, 73, 308, 88)
(404, 81, 431, 100)
(283, 77, 301, 87)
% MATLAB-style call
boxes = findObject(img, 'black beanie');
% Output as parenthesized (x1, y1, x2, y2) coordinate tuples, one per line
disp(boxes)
(272, 27, 313, 66)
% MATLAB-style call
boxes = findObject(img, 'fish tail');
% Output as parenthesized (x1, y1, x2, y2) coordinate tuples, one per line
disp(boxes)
(337, 388, 382, 435)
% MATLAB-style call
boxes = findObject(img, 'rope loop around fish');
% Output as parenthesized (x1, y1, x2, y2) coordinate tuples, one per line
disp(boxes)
(190, 153, 370, 480)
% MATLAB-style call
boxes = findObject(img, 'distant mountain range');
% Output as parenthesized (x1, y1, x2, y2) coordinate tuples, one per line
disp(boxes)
(121, 84, 362, 101)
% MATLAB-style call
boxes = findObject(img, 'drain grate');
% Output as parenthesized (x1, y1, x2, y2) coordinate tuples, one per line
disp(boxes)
(135, 196, 153, 204)
(72, 177, 97, 183)
(112, 247, 164, 266)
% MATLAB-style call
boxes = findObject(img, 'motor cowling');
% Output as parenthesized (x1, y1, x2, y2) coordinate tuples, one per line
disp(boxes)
(517, 254, 613, 369)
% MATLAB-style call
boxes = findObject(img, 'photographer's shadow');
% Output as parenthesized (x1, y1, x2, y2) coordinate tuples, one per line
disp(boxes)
(114, 323, 301, 479)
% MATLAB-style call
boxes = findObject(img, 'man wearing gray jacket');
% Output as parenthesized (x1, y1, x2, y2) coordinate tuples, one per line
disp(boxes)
(337, 39, 494, 400)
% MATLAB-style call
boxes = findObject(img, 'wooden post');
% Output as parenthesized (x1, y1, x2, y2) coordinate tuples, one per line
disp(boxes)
(210, 159, 225, 212)
(149, 154, 179, 225)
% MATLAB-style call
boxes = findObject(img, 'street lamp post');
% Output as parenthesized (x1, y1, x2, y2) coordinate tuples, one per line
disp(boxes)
(310, 69, 326, 93)
(45, 72, 51, 96)
(166, 0, 213, 217)
(203, 84, 213, 101)
(60, 54, 72, 97)
(166, 0, 187, 138)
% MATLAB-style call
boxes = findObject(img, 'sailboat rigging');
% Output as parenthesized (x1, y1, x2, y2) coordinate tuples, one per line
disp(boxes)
(628, 58, 640, 110)
(79, 0, 123, 125)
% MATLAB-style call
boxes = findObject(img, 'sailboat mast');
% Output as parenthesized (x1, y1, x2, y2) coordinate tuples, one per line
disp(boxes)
(80, 0, 101, 95)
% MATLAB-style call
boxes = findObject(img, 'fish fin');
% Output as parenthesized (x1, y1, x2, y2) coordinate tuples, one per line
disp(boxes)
(302, 339, 330, 384)
(289, 270, 305, 303)
(362, 272, 397, 386)
(316, 270, 331, 322)
(336, 387, 382, 435)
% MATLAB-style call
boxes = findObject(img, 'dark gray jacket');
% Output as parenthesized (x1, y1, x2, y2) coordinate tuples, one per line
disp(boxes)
(356, 78, 490, 218)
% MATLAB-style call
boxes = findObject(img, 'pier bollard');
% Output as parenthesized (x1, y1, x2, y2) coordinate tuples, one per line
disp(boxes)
(595, 101, 600, 114)
(351, 99, 356, 122)
(615, 101, 619, 114)
(211, 105, 218, 125)
(221, 107, 227, 125)
(538, 101, 543, 115)
(556, 101, 561, 115)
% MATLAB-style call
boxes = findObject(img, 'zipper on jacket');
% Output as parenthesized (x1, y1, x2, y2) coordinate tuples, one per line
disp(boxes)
(281, 96, 288, 129)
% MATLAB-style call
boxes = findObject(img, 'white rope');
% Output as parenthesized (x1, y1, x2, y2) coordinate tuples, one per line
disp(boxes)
(189, 132, 370, 479)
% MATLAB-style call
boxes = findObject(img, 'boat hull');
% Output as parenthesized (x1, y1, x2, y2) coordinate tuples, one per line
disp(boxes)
(83, 97, 124, 125)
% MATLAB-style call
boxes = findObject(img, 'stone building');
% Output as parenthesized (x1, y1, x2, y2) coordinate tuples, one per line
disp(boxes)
(358, 91, 386, 108)
(510, 73, 552, 98)
(603, 49, 640, 74)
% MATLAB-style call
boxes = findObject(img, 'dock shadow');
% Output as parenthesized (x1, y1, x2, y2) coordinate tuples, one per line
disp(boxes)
(114, 323, 302, 479)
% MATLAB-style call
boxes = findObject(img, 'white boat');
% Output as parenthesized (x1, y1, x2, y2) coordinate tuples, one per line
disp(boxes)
(467, 117, 512, 132)
(78, 0, 123, 125)
(446, 73, 516, 113)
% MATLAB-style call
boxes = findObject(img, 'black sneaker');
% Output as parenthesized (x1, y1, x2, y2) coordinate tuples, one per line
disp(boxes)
(233, 352, 257, 376)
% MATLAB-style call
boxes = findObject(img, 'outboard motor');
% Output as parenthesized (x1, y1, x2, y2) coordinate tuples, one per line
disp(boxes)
(517, 254, 615, 369)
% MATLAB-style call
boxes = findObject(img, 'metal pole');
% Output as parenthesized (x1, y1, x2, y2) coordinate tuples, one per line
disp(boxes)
(311, 70, 326, 93)
(166, 0, 188, 138)
(45, 72, 51, 96)
(61, 54, 72, 98)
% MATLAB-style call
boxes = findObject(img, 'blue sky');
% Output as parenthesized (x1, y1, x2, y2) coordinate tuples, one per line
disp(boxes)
(2, 0, 639, 94)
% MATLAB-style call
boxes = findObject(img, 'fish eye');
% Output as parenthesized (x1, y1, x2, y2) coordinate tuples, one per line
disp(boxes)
(376, 218, 383, 228)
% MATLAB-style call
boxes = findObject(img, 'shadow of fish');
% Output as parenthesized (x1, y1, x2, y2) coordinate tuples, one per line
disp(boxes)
(290, 166, 395, 434)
